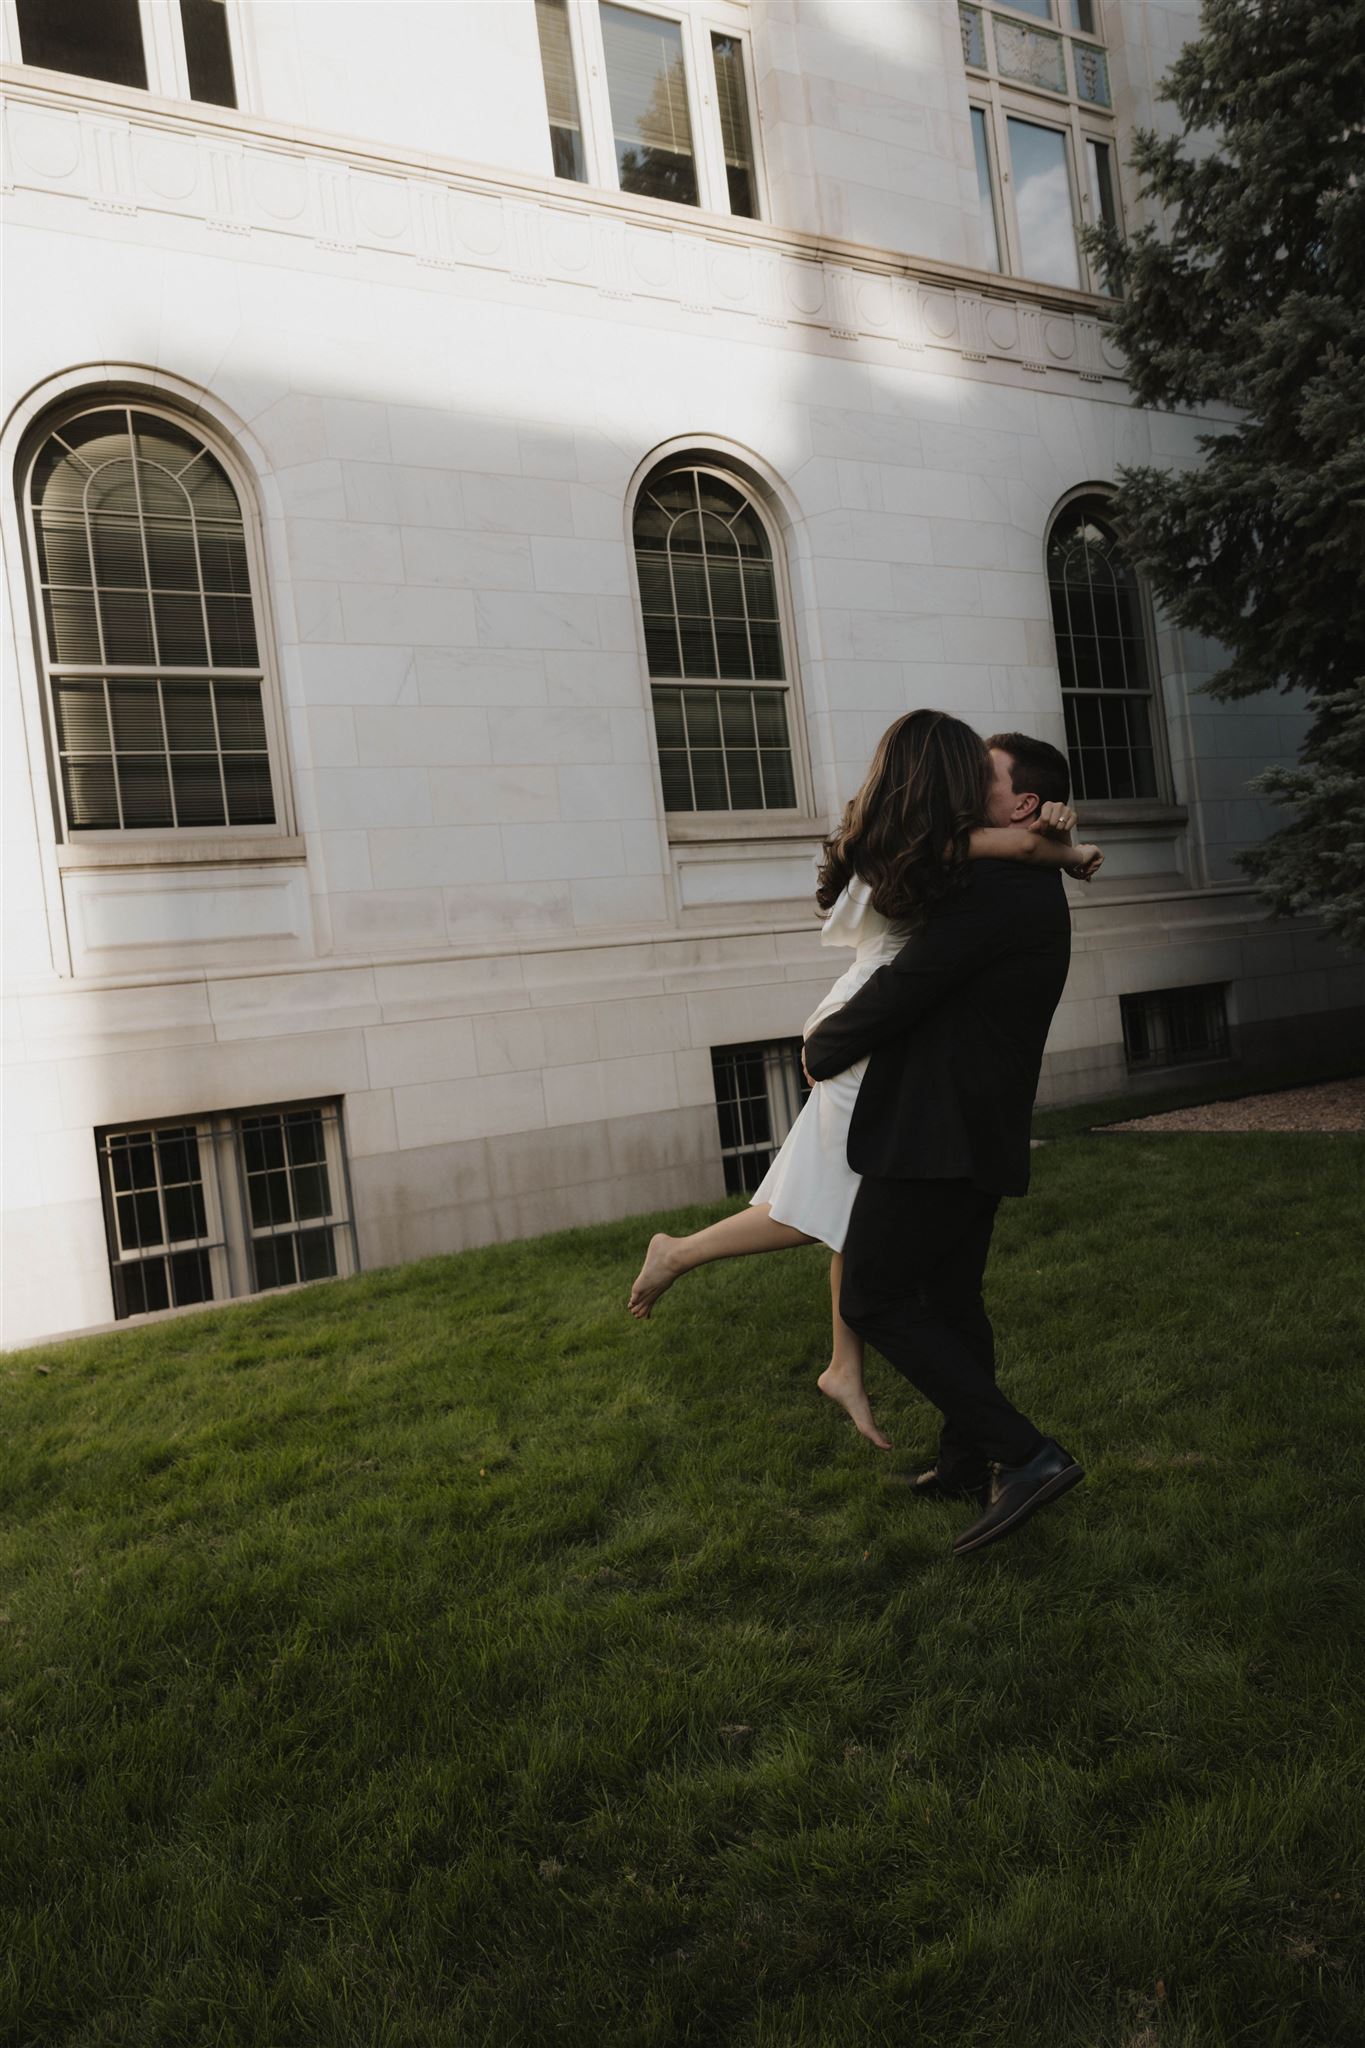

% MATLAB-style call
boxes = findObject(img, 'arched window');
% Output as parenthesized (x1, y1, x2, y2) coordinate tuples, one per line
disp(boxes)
(1048, 496, 1163, 802)
(24, 402, 278, 835)
(633, 463, 798, 813)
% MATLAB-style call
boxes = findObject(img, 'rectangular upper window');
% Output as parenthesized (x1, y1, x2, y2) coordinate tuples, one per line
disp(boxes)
(15, 0, 239, 109)
(958, 1, 1120, 294)
(601, 4, 699, 206)
(535, 1, 763, 220)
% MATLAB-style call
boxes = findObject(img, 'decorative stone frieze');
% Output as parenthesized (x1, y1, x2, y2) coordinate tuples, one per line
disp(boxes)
(0, 77, 1125, 390)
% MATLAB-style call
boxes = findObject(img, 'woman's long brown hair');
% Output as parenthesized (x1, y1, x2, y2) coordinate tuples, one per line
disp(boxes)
(815, 708, 990, 923)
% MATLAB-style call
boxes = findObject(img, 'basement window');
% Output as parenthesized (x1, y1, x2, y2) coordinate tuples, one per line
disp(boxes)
(1121, 984, 1230, 1074)
(96, 1099, 358, 1319)
(710, 1039, 808, 1194)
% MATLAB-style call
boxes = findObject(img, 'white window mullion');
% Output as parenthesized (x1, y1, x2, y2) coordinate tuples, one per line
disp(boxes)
(680, 10, 725, 213)
(572, 0, 616, 191)
(140, 0, 186, 97)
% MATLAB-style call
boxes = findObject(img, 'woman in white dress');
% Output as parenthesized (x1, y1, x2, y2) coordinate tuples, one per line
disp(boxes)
(628, 710, 1102, 1450)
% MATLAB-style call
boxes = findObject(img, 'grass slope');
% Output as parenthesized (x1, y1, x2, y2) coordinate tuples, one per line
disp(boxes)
(4, 1133, 1364, 2047)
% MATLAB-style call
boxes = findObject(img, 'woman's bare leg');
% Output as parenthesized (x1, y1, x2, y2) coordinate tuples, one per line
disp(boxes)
(629, 1202, 814, 1319)
(817, 1253, 891, 1449)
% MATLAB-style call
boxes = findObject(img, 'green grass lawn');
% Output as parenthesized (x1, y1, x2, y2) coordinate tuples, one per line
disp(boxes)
(4, 1131, 1364, 2048)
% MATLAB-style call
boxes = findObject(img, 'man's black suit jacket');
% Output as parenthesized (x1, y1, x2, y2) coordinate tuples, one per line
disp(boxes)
(802, 861, 1071, 1197)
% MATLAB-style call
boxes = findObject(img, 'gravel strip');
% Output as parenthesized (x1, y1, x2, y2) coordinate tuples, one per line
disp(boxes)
(1101, 1077, 1365, 1134)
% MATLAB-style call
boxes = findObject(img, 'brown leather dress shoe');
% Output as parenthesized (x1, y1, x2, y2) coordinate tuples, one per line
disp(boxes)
(952, 1439, 1084, 1556)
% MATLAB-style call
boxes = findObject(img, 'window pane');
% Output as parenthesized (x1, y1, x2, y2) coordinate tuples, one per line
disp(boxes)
(534, 0, 586, 181)
(163, 1181, 207, 1243)
(741, 562, 778, 620)
(36, 516, 93, 587)
(711, 35, 759, 219)
(690, 750, 729, 809)
(117, 756, 174, 828)
(99, 590, 156, 662)
(109, 682, 164, 753)
(196, 528, 249, 594)
(714, 621, 751, 679)
(726, 749, 763, 808)
(994, 18, 1066, 93)
(600, 4, 699, 207)
(970, 109, 1002, 273)
(752, 691, 790, 747)
(760, 749, 796, 808)
(1073, 43, 1111, 106)
(958, 4, 986, 69)
(748, 622, 784, 681)
(1004, 0, 1053, 16)
(252, 1235, 297, 1292)
(169, 1249, 214, 1305)
(154, 593, 210, 665)
(16, 0, 147, 88)
(180, 0, 237, 108)
(162, 682, 216, 751)
(683, 691, 721, 749)
(144, 521, 201, 591)
(115, 1259, 170, 1317)
(90, 518, 145, 587)
(291, 1166, 330, 1221)
(63, 757, 120, 829)
(1086, 139, 1119, 293)
(54, 683, 111, 754)
(205, 596, 258, 667)
(1069, 0, 1097, 27)
(44, 590, 102, 664)
(1007, 119, 1081, 289)
(171, 756, 228, 827)
(223, 755, 276, 825)
(213, 682, 268, 750)
(644, 617, 682, 674)
(298, 1229, 339, 1282)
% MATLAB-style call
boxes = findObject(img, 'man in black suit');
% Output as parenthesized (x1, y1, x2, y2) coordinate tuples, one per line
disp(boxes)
(802, 733, 1089, 1557)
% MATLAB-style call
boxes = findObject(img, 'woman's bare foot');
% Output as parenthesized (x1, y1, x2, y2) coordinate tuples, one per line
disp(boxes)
(629, 1234, 685, 1319)
(817, 1361, 892, 1449)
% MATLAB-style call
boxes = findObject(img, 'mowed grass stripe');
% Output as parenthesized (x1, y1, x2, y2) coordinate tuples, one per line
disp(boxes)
(3, 1132, 1363, 2047)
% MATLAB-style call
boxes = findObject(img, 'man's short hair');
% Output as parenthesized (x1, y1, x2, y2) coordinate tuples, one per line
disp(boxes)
(988, 732, 1071, 813)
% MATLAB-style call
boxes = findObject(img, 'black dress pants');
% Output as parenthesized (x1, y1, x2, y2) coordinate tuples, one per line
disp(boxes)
(839, 1175, 1043, 1472)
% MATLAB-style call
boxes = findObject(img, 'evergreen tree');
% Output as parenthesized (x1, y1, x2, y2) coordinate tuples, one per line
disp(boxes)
(1087, 0, 1365, 946)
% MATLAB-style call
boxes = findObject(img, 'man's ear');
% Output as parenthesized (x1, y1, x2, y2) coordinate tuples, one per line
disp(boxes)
(1014, 790, 1041, 824)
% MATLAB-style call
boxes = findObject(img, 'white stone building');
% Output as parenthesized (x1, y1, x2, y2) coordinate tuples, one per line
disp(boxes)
(2, 0, 1360, 1344)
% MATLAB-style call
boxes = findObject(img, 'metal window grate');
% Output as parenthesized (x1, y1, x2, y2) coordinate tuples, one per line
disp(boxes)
(101, 1124, 220, 1318)
(711, 1040, 809, 1195)
(1121, 985, 1231, 1074)
(239, 1107, 344, 1291)
(96, 1100, 356, 1320)
(635, 466, 797, 814)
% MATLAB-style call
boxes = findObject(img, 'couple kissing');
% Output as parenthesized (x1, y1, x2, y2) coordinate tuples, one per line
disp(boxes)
(629, 709, 1101, 1557)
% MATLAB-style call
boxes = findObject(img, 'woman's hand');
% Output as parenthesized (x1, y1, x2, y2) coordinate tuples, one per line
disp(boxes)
(1028, 801, 1077, 838)
(1064, 842, 1104, 882)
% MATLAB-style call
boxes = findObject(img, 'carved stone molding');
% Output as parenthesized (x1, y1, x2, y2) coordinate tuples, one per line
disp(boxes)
(1, 84, 1127, 393)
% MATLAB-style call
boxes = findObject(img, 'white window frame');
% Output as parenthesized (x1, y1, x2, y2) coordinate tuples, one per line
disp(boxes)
(1, 0, 245, 110)
(961, 0, 1122, 295)
(545, 0, 767, 220)
(629, 455, 819, 836)
(1046, 485, 1175, 811)
(96, 1098, 359, 1323)
(19, 393, 295, 849)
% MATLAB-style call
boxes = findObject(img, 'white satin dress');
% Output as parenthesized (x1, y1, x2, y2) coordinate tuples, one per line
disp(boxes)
(750, 877, 904, 1253)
